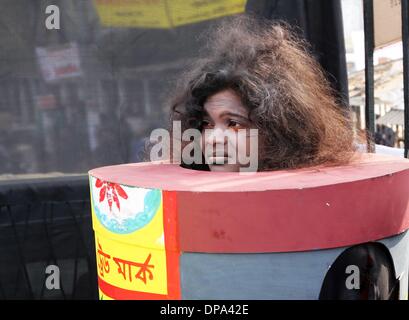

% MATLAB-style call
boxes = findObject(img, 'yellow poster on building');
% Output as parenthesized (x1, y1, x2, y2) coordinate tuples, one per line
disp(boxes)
(93, 0, 247, 28)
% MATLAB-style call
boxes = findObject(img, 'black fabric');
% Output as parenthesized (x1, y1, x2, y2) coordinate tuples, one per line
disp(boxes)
(319, 243, 399, 300)
(246, 0, 350, 108)
(0, 176, 98, 299)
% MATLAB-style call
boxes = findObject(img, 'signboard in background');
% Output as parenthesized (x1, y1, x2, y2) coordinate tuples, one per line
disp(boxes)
(374, 0, 402, 48)
(93, 0, 247, 28)
(36, 94, 57, 110)
(36, 43, 82, 82)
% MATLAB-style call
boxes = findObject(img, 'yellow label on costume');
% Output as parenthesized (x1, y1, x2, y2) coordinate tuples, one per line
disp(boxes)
(95, 234, 168, 294)
(99, 289, 113, 300)
(89, 175, 170, 296)
(89, 175, 180, 299)
(89, 176, 166, 250)
(93, 0, 247, 28)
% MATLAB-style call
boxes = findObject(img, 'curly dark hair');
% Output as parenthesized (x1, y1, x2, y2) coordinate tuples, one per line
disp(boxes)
(167, 14, 357, 171)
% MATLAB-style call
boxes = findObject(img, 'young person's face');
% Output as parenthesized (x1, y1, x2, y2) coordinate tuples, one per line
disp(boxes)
(201, 89, 257, 172)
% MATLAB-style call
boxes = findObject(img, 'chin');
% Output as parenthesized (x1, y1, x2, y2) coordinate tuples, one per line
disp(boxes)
(208, 164, 241, 172)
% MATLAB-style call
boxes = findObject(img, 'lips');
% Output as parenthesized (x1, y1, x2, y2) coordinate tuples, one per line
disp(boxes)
(207, 154, 230, 165)
(204, 147, 231, 164)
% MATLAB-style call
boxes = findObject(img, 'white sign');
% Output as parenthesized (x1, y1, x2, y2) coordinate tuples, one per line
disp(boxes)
(36, 43, 82, 82)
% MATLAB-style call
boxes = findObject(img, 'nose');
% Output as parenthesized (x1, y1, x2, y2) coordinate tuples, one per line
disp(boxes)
(204, 127, 228, 147)
(203, 127, 233, 158)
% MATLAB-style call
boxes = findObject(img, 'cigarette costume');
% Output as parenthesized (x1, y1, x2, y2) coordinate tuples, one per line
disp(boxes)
(89, 153, 409, 299)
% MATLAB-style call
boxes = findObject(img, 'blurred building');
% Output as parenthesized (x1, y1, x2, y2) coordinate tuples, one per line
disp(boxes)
(0, 0, 241, 174)
(342, 0, 405, 147)
(0, 0, 350, 175)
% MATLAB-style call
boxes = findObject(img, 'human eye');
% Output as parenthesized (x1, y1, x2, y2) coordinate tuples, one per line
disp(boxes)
(201, 119, 213, 129)
(227, 119, 246, 130)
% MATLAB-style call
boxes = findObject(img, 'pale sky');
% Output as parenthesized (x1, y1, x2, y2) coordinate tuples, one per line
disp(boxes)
(342, 0, 403, 71)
